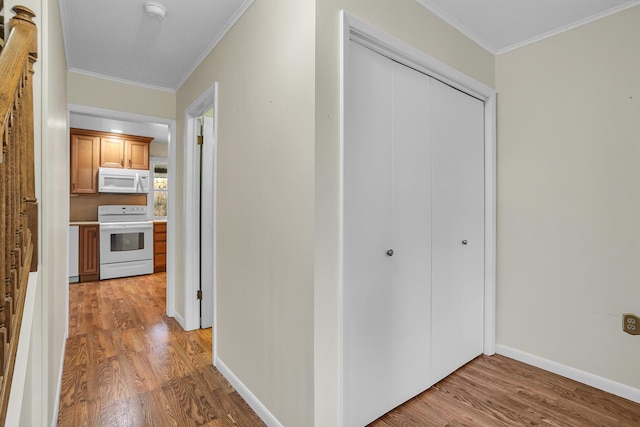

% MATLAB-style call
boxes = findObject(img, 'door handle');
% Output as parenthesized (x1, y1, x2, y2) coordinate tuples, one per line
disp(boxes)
(386, 249, 394, 256)
(129, 159, 132, 167)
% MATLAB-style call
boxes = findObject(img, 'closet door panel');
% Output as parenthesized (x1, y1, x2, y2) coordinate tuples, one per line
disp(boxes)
(344, 41, 394, 427)
(344, 42, 433, 426)
(430, 79, 485, 383)
(389, 60, 432, 399)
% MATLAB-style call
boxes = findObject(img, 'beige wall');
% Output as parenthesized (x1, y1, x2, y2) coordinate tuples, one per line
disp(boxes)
(496, 6, 640, 389)
(67, 70, 176, 119)
(176, 0, 316, 425)
(314, 1, 495, 425)
(150, 142, 168, 158)
(41, 0, 69, 421)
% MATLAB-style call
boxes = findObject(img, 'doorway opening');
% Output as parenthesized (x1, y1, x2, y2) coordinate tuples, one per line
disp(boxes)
(66, 104, 176, 318)
(197, 108, 215, 329)
(182, 84, 217, 358)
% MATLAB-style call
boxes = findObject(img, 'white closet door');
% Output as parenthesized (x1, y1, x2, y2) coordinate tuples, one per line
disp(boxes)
(389, 59, 432, 399)
(201, 115, 215, 328)
(430, 79, 485, 383)
(344, 41, 432, 427)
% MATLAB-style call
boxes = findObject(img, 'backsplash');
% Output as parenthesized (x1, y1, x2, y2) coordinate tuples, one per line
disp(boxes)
(70, 193, 147, 221)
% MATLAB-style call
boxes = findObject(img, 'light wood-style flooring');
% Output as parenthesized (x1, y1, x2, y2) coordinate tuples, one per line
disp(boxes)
(58, 273, 265, 427)
(370, 354, 640, 426)
(59, 273, 640, 426)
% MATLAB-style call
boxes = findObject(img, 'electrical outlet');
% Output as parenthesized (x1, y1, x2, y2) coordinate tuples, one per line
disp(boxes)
(623, 313, 640, 335)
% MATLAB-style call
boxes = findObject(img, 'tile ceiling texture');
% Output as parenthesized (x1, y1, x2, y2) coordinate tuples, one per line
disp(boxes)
(60, 0, 639, 91)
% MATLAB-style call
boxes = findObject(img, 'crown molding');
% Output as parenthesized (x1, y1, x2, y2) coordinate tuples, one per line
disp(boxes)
(67, 68, 176, 93)
(416, 0, 640, 56)
(497, 1, 640, 54)
(174, 0, 255, 91)
(416, 0, 497, 54)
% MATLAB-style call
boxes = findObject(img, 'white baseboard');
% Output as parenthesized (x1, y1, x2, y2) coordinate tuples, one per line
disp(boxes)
(170, 311, 186, 330)
(496, 344, 640, 404)
(6, 273, 39, 426)
(215, 357, 283, 427)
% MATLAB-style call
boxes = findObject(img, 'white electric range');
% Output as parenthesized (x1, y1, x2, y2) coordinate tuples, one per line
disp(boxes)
(98, 205, 153, 280)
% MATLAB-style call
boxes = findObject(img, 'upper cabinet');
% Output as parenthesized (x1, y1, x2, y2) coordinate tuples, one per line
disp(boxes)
(99, 137, 150, 170)
(70, 132, 100, 194)
(70, 128, 153, 194)
(126, 140, 150, 170)
(100, 136, 126, 168)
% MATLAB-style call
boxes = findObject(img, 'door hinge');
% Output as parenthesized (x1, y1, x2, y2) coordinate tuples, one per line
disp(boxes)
(197, 135, 204, 146)
(197, 290, 203, 300)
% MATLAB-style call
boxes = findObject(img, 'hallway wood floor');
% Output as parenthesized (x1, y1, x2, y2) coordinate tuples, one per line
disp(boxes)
(370, 354, 640, 426)
(58, 273, 640, 426)
(58, 273, 265, 427)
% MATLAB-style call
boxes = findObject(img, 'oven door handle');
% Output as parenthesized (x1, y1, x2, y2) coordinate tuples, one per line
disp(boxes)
(100, 224, 152, 233)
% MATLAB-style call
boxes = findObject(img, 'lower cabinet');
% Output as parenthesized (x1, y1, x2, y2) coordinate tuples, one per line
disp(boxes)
(154, 222, 166, 273)
(79, 224, 99, 282)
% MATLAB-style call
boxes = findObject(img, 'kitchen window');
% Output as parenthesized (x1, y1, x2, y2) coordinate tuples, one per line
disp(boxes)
(148, 158, 168, 219)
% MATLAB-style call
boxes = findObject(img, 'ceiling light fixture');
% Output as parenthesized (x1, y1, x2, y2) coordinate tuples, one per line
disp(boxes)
(144, 2, 167, 20)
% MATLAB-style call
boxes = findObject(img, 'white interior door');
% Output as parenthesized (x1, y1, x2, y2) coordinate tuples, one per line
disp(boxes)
(430, 79, 485, 383)
(344, 41, 432, 427)
(200, 114, 215, 328)
(389, 59, 432, 400)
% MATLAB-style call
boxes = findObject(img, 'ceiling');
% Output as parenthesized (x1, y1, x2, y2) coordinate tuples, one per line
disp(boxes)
(417, 0, 640, 54)
(58, 0, 639, 92)
(60, 0, 254, 91)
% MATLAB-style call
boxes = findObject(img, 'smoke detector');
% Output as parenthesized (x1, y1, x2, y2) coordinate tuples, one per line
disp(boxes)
(144, 2, 167, 20)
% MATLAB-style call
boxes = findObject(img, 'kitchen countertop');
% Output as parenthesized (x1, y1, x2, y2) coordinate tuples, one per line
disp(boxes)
(69, 221, 100, 226)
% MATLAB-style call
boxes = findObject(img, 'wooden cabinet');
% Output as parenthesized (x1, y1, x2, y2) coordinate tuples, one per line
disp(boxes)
(153, 222, 166, 273)
(100, 136, 126, 168)
(70, 128, 153, 194)
(99, 137, 150, 170)
(126, 140, 150, 170)
(79, 224, 99, 282)
(70, 133, 100, 194)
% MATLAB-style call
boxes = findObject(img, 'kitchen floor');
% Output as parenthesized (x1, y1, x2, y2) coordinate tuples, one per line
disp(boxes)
(58, 273, 264, 426)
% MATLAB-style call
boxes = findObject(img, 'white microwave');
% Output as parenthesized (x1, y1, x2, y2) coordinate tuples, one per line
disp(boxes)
(98, 168, 150, 194)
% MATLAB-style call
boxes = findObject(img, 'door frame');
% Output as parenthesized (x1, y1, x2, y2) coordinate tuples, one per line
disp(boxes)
(66, 104, 178, 321)
(182, 83, 218, 352)
(339, 11, 497, 424)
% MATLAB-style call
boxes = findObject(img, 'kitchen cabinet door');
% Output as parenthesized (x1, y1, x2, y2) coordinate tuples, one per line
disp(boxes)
(153, 221, 167, 273)
(70, 132, 100, 194)
(126, 140, 150, 170)
(100, 137, 126, 168)
(79, 225, 99, 282)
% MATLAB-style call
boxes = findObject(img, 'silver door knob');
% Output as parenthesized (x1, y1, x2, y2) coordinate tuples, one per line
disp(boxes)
(386, 249, 394, 256)
(461, 240, 468, 245)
